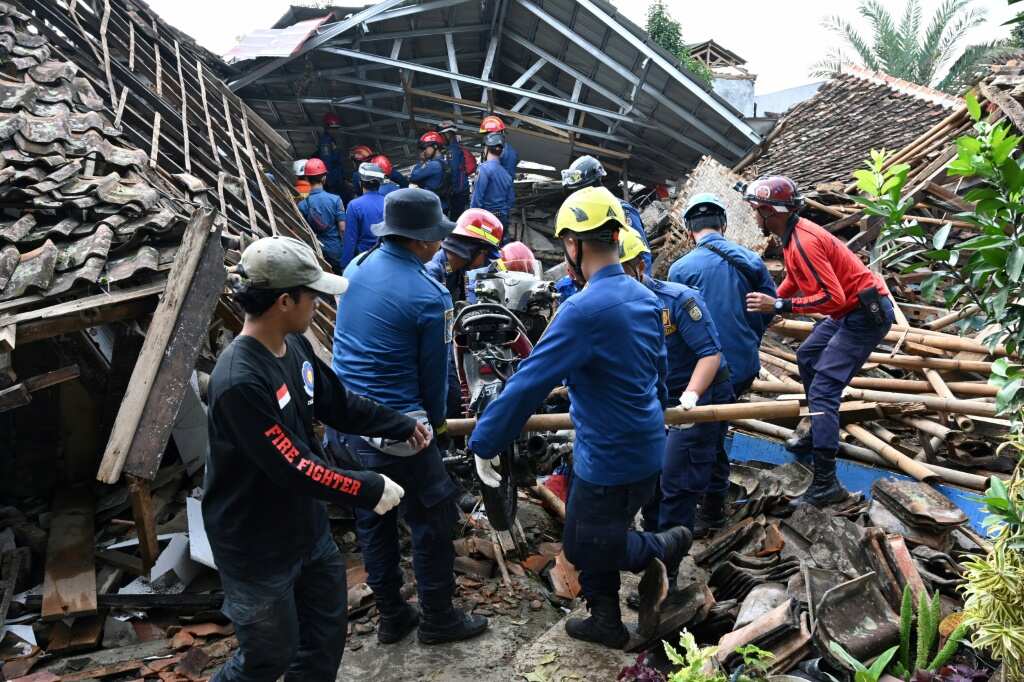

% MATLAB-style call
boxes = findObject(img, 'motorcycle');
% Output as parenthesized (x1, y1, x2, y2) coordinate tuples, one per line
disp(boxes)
(448, 253, 564, 531)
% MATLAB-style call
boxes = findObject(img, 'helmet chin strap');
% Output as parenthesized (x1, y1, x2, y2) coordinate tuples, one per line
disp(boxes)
(563, 237, 586, 285)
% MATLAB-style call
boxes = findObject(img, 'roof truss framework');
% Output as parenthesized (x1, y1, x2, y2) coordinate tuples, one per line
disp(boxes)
(230, 0, 760, 184)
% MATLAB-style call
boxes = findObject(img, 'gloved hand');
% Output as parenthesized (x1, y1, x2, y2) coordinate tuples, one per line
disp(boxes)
(373, 474, 405, 515)
(474, 453, 502, 488)
(680, 390, 699, 410)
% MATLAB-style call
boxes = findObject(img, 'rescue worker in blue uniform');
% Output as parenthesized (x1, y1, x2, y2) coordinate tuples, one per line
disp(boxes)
(479, 115, 518, 179)
(425, 209, 504, 419)
(470, 133, 515, 233)
(370, 154, 405, 198)
(554, 271, 582, 304)
(669, 193, 776, 398)
(318, 113, 346, 197)
(617, 230, 734, 549)
(297, 157, 346, 273)
(467, 187, 691, 649)
(410, 131, 449, 212)
(346, 145, 374, 199)
(561, 155, 651, 273)
(331, 188, 488, 646)
(339, 162, 387, 271)
(439, 121, 470, 219)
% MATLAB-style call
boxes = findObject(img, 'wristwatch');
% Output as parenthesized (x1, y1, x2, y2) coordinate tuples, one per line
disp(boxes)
(774, 299, 791, 313)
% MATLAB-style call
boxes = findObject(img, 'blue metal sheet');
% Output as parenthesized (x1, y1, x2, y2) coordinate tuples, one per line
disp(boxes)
(726, 431, 989, 534)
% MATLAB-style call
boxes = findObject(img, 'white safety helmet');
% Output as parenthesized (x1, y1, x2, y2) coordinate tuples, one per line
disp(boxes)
(292, 159, 308, 177)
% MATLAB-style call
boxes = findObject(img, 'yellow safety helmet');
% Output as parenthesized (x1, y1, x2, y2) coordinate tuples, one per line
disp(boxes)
(555, 186, 627, 238)
(618, 227, 650, 265)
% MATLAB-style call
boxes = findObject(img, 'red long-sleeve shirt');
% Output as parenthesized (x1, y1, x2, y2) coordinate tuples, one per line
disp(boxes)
(778, 218, 889, 319)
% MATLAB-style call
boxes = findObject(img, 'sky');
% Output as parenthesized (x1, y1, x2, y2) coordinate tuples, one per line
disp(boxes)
(148, 0, 1017, 94)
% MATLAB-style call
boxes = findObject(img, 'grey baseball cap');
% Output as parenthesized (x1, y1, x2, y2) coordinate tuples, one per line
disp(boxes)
(238, 236, 348, 295)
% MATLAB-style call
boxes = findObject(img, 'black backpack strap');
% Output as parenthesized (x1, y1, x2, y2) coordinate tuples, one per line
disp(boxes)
(697, 241, 760, 292)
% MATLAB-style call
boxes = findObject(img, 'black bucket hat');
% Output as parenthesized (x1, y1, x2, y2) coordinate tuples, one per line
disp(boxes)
(371, 187, 455, 242)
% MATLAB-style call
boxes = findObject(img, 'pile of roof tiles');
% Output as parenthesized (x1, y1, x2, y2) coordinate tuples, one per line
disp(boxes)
(0, 1, 187, 303)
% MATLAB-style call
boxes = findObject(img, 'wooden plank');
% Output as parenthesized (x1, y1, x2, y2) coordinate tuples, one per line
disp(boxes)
(0, 383, 29, 411)
(128, 476, 160, 573)
(0, 280, 165, 328)
(0, 549, 23, 626)
(41, 488, 97, 621)
(222, 93, 258, 232)
(124, 218, 224, 480)
(47, 615, 105, 654)
(23, 365, 80, 392)
(16, 298, 156, 347)
(241, 112, 277, 235)
(175, 41, 191, 173)
(96, 210, 216, 484)
(0, 323, 14, 352)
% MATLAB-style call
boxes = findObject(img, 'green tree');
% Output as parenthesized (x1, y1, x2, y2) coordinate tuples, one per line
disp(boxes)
(645, 1, 713, 87)
(812, 0, 1015, 94)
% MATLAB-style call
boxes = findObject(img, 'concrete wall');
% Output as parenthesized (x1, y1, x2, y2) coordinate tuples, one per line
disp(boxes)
(713, 77, 755, 117)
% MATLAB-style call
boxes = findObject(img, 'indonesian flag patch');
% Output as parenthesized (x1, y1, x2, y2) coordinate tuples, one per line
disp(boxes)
(276, 383, 291, 409)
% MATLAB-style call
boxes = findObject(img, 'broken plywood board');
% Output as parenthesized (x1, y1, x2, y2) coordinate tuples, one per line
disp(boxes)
(41, 488, 97, 621)
(186, 496, 216, 569)
(651, 156, 768, 279)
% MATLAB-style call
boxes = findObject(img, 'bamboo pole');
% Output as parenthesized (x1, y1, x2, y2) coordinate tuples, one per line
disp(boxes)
(759, 351, 801, 377)
(444, 400, 804, 437)
(923, 368, 974, 432)
(897, 416, 960, 443)
(771, 319, 1005, 357)
(844, 423, 938, 482)
(924, 305, 980, 331)
(842, 388, 997, 417)
(866, 353, 992, 373)
(750, 378, 996, 398)
(732, 419, 988, 490)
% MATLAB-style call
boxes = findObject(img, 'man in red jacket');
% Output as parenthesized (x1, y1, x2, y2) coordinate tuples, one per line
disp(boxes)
(742, 176, 894, 507)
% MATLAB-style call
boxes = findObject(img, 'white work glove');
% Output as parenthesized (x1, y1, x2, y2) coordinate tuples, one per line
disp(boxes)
(680, 390, 699, 410)
(373, 474, 405, 515)
(475, 454, 502, 488)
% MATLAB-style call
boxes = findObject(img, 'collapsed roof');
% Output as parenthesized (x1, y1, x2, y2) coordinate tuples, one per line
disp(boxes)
(225, 0, 762, 185)
(738, 65, 960, 191)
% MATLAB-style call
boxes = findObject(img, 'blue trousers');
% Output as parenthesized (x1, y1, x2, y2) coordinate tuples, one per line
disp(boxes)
(345, 437, 459, 618)
(448, 190, 469, 220)
(643, 380, 734, 532)
(796, 298, 894, 453)
(563, 473, 665, 601)
(317, 237, 343, 273)
(214, 531, 347, 682)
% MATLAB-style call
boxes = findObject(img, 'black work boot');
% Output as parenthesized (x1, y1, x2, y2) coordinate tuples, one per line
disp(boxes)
(565, 596, 630, 649)
(417, 607, 488, 645)
(788, 450, 848, 510)
(377, 601, 419, 644)
(654, 525, 693, 575)
(785, 431, 814, 467)
(693, 493, 727, 539)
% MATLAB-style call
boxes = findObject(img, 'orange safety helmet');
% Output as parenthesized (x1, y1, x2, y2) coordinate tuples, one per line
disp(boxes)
(304, 157, 328, 178)
(418, 131, 446, 148)
(499, 241, 538, 275)
(479, 115, 506, 134)
(323, 112, 342, 128)
(370, 154, 393, 176)
(453, 208, 504, 249)
(295, 178, 312, 198)
(350, 145, 374, 162)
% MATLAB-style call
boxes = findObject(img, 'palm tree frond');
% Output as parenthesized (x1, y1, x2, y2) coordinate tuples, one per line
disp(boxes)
(938, 41, 1019, 93)
(822, 14, 883, 72)
(860, 0, 905, 74)
(810, 49, 851, 79)
(918, 0, 973, 82)
(897, 0, 923, 63)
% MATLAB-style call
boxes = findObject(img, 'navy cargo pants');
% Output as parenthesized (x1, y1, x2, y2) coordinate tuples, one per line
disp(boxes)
(563, 472, 667, 601)
(344, 437, 460, 619)
(796, 298, 895, 453)
(643, 380, 734, 532)
(213, 531, 347, 682)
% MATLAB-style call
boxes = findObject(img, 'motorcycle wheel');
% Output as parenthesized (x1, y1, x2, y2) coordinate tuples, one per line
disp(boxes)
(479, 445, 519, 531)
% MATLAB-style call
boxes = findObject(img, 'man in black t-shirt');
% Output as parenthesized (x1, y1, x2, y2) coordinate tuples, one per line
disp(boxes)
(206, 236, 430, 682)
